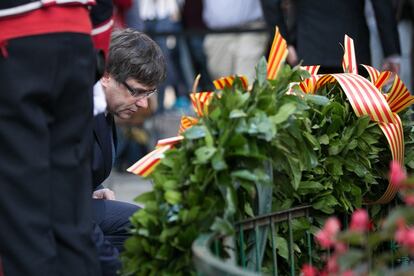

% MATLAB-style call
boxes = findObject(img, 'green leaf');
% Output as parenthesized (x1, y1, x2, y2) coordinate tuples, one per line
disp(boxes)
(256, 57, 267, 86)
(194, 146, 217, 164)
(209, 106, 222, 120)
(180, 206, 201, 224)
(134, 191, 155, 204)
(304, 94, 330, 106)
(240, 181, 256, 198)
(328, 140, 344, 155)
(204, 126, 215, 147)
(355, 115, 371, 136)
(211, 150, 227, 171)
(271, 102, 297, 124)
(297, 181, 326, 195)
(164, 190, 182, 205)
(155, 244, 172, 260)
(346, 139, 358, 150)
(326, 157, 343, 176)
(275, 236, 289, 261)
(303, 131, 320, 150)
(224, 186, 237, 218)
(162, 180, 178, 190)
(312, 194, 339, 214)
(159, 226, 180, 242)
(298, 67, 311, 80)
(318, 134, 329, 145)
(287, 157, 302, 190)
(244, 202, 254, 217)
(228, 133, 247, 147)
(184, 126, 206, 140)
(229, 109, 247, 119)
(248, 113, 276, 141)
(231, 170, 258, 182)
(210, 217, 234, 236)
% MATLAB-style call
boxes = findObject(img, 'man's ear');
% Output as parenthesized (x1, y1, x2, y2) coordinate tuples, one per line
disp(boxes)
(100, 73, 110, 87)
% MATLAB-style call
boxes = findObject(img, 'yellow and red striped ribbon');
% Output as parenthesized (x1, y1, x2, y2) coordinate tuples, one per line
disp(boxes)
(301, 65, 320, 76)
(156, 136, 184, 148)
(379, 114, 404, 165)
(213, 75, 249, 90)
(127, 145, 172, 177)
(306, 34, 414, 203)
(128, 136, 185, 177)
(377, 114, 404, 203)
(299, 65, 321, 94)
(267, 26, 288, 80)
(190, 92, 214, 117)
(342, 35, 358, 74)
(326, 73, 395, 124)
(386, 75, 414, 114)
(361, 64, 391, 90)
(314, 74, 336, 91)
(362, 64, 381, 83)
(312, 72, 403, 203)
(178, 116, 198, 134)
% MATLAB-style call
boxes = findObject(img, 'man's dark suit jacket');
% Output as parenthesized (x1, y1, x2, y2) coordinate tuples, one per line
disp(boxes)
(92, 113, 117, 190)
(91, 113, 121, 275)
(260, 0, 401, 68)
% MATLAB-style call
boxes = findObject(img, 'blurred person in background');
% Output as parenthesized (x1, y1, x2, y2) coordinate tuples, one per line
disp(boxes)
(181, 0, 213, 91)
(265, 0, 401, 74)
(125, 0, 145, 31)
(202, 0, 269, 83)
(392, 0, 414, 90)
(139, 0, 190, 113)
(0, 1, 101, 275)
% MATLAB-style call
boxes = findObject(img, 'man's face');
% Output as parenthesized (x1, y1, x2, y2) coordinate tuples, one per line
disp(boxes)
(101, 75, 155, 119)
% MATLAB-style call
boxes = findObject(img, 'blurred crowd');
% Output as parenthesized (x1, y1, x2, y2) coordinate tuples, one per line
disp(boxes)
(112, 0, 414, 170)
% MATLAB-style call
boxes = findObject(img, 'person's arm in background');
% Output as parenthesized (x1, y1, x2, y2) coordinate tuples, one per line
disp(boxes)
(259, 0, 298, 65)
(372, 0, 401, 73)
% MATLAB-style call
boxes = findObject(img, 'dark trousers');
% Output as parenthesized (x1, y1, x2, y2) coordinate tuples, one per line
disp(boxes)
(92, 199, 139, 252)
(0, 34, 100, 276)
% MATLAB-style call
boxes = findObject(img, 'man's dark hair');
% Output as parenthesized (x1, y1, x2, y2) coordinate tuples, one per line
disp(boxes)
(106, 29, 166, 87)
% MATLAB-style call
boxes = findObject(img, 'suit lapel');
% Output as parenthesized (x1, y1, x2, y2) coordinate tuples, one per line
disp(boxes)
(93, 113, 113, 177)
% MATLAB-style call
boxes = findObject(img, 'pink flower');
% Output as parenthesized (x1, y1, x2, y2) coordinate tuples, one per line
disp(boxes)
(394, 220, 414, 255)
(395, 227, 406, 245)
(334, 242, 348, 254)
(404, 228, 414, 248)
(315, 230, 334, 248)
(342, 270, 355, 276)
(301, 264, 318, 276)
(395, 218, 407, 244)
(404, 194, 414, 206)
(349, 209, 369, 232)
(324, 217, 341, 236)
(389, 161, 407, 188)
(315, 217, 341, 248)
(325, 255, 339, 274)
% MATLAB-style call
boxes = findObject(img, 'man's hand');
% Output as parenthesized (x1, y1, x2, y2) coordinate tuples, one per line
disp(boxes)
(287, 45, 299, 66)
(382, 56, 401, 75)
(92, 188, 116, 200)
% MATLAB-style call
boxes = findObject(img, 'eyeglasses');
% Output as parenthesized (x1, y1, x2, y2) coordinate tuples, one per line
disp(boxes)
(122, 81, 157, 99)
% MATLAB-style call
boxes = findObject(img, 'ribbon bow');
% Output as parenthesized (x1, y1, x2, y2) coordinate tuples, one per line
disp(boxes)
(297, 35, 413, 204)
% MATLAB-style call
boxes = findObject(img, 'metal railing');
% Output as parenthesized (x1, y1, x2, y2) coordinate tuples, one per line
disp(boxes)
(192, 205, 313, 276)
